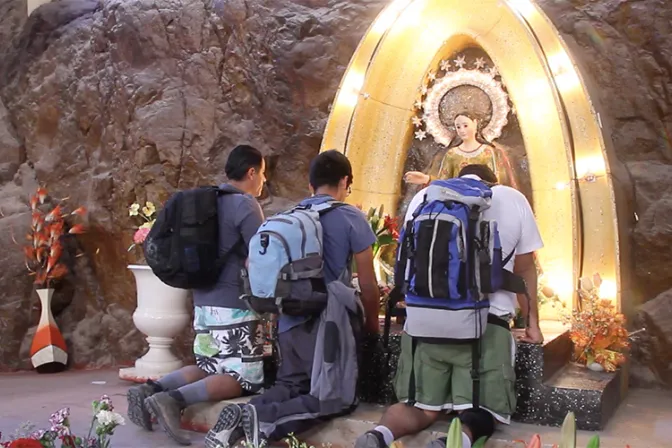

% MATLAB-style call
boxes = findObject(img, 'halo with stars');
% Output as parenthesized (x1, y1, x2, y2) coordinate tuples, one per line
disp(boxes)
(412, 54, 512, 146)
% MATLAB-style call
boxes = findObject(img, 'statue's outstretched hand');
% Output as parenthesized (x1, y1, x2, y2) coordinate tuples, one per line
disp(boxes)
(404, 171, 429, 185)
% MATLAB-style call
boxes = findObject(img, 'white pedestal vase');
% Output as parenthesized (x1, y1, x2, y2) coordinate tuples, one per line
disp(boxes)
(119, 264, 190, 383)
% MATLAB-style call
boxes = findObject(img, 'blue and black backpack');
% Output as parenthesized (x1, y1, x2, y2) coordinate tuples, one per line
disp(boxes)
(392, 177, 528, 408)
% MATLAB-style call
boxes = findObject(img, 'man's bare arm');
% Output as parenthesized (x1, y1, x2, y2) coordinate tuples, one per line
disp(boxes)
(353, 246, 380, 334)
(514, 252, 543, 343)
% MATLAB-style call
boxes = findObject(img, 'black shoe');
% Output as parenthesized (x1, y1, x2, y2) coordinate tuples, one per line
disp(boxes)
(204, 404, 244, 448)
(354, 430, 387, 448)
(241, 404, 267, 448)
(144, 392, 191, 446)
(127, 383, 156, 431)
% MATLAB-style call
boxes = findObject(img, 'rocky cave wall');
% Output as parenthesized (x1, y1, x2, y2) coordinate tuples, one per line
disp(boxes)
(0, 0, 671, 387)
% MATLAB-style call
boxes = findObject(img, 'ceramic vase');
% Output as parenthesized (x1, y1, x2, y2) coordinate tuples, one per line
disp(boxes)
(29, 288, 68, 371)
(119, 264, 190, 382)
(587, 362, 605, 372)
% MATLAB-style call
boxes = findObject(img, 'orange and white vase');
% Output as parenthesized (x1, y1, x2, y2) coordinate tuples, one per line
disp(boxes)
(29, 288, 68, 369)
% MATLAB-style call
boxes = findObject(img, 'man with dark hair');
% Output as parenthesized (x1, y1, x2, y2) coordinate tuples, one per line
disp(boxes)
(355, 164, 543, 448)
(457, 164, 498, 184)
(205, 149, 380, 448)
(127, 144, 266, 446)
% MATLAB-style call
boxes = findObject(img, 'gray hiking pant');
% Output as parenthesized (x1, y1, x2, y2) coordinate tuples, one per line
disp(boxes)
(250, 318, 358, 440)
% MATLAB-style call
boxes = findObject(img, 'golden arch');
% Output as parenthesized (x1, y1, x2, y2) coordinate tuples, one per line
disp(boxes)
(320, 0, 630, 318)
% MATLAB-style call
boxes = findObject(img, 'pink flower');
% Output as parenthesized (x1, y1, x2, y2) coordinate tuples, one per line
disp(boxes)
(99, 394, 113, 411)
(133, 227, 150, 245)
(49, 408, 69, 427)
(50, 425, 70, 437)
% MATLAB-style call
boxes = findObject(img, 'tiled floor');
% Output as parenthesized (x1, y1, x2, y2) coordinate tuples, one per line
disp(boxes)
(1, 369, 671, 447)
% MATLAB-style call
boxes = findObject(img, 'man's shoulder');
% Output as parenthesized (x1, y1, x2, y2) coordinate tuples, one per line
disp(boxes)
(217, 186, 258, 217)
(492, 184, 529, 204)
(322, 202, 367, 225)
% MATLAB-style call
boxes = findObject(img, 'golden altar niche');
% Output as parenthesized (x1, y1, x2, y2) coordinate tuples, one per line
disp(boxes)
(320, 0, 633, 322)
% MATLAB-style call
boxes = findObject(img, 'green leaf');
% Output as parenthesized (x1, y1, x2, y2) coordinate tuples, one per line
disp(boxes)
(559, 412, 576, 448)
(446, 417, 463, 447)
(472, 436, 488, 448)
(586, 435, 600, 448)
(377, 235, 396, 246)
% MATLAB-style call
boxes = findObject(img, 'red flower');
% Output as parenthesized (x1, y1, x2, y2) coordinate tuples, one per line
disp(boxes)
(383, 215, 400, 239)
(8, 439, 43, 448)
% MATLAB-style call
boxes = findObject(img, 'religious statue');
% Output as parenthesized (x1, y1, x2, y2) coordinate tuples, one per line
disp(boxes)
(404, 111, 518, 188)
(404, 53, 520, 189)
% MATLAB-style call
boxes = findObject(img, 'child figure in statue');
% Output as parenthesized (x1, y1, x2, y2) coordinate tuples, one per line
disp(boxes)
(404, 111, 518, 189)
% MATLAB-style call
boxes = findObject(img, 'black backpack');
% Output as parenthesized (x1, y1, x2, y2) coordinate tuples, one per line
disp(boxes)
(143, 186, 243, 289)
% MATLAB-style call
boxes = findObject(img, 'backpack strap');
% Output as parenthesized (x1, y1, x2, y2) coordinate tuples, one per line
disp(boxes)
(212, 186, 248, 270)
(305, 199, 347, 215)
(502, 250, 515, 266)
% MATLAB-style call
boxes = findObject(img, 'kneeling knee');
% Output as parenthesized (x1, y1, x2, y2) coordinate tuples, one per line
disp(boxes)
(421, 408, 441, 423)
(458, 409, 495, 441)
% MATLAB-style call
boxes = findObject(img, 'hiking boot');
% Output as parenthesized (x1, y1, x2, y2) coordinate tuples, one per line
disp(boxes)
(204, 404, 244, 448)
(426, 437, 448, 448)
(144, 392, 191, 446)
(241, 404, 267, 448)
(354, 430, 387, 448)
(127, 383, 156, 431)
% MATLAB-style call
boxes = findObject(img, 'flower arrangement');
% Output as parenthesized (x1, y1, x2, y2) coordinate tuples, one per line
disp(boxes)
(0, 395, 125, 448)
(16, 187, 87, 289)
(127, 201, 156, 252)
(564, 274, 629, 372)
(358, 204, 399, 259)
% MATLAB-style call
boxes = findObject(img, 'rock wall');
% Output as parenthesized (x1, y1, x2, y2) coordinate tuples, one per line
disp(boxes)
(0, 0, 386, 370)
(0, 0, 671, 386)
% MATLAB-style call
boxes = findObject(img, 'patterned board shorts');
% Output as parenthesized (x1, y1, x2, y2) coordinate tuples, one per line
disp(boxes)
(193, 306, 265, 393)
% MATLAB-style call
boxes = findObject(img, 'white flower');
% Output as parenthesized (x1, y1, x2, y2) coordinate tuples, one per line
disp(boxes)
(96, 410, 125, 427)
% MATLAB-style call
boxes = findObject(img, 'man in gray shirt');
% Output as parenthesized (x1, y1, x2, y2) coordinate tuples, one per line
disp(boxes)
(127, 144, 267, 446)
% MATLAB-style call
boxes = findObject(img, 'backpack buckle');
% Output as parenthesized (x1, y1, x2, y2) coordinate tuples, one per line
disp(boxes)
(470, 369, 480, 381)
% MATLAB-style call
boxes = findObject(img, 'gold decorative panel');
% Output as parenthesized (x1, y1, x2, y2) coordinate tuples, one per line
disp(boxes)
(321, 0, 626, 317)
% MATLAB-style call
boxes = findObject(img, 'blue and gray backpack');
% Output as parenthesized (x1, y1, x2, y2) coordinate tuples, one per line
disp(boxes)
(241, 200, 345, 316)
(393, 177, 527, 409)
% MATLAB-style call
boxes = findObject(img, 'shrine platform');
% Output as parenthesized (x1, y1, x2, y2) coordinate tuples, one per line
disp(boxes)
(0, 369, 669, 447)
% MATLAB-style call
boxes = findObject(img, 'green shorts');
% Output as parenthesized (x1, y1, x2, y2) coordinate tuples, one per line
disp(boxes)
(394, 321, 517, 423)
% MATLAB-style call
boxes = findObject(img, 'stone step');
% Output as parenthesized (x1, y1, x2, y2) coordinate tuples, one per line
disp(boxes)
(180, 397, 639, 447)
(181, 398, 548, 447)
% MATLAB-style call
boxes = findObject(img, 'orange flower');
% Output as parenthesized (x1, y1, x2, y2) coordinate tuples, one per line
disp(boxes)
(70, 206, 87, 217)
(31, 212, 43, 230)
(36, 187, 48, 204)
(44, 205, 62, 223)
(68, 224, 86, 235)
(29, 195, 39, 211)
(49, 221, 65, 241)
(21, 186, 87, 287)
(47, 264, 68, 281)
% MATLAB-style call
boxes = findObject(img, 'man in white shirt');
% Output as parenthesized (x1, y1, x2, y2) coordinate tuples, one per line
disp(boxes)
(355, 164, 544, 448)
